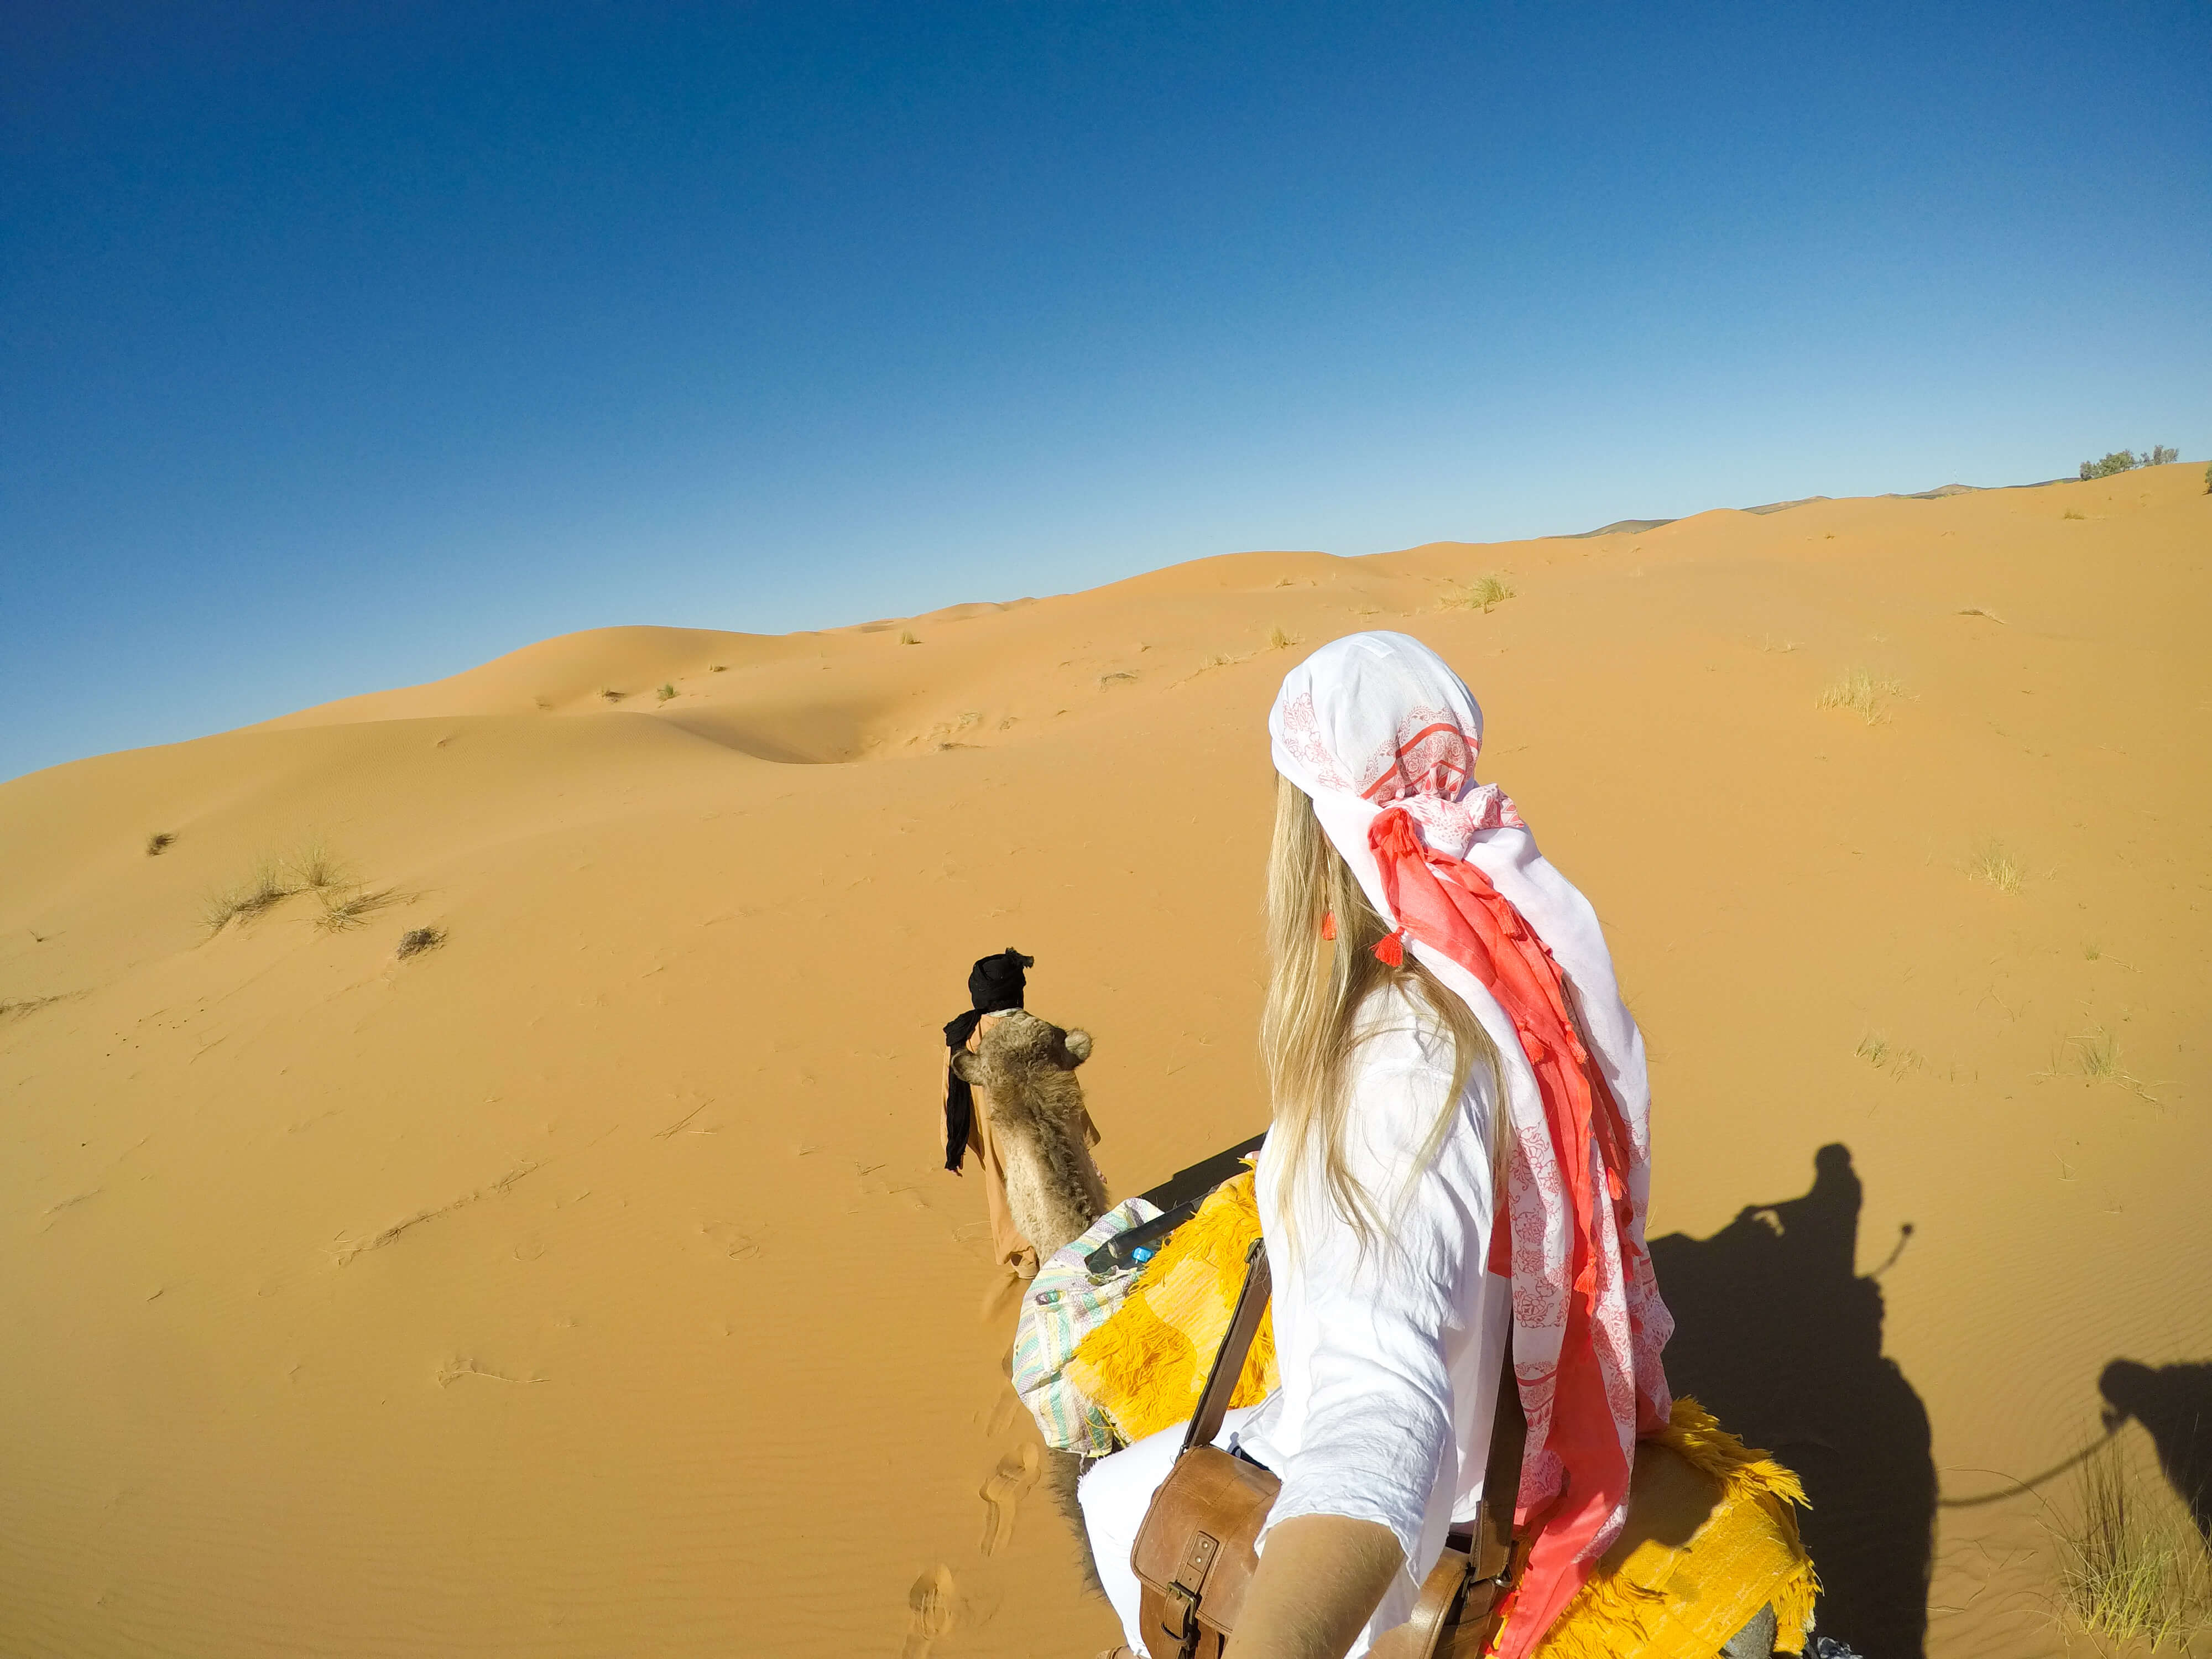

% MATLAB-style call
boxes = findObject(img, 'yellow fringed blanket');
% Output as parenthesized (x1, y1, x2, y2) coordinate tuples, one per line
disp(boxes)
(1068, 1168, 1818, 1657)
(1064, 1170, 1278, 1444)
(1528, 1399, 1818, 1658)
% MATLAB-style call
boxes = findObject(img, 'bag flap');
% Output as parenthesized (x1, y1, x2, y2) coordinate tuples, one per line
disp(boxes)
(1130, 1447, 1279, 1634)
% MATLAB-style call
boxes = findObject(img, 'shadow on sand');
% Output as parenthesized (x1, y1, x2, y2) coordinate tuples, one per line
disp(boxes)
(1650, 1143, 1936, 1659)
(2100, 1359, 2212, 1542)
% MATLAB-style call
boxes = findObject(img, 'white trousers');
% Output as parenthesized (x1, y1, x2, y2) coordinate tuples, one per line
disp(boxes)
(1077, 1405, 1266, 1659)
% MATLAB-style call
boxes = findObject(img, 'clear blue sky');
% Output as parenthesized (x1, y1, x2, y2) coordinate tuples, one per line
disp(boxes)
(4, 2, 2206, 782)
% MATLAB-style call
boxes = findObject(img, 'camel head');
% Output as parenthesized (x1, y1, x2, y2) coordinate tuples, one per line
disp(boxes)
(952, 1010, 1092, 1087)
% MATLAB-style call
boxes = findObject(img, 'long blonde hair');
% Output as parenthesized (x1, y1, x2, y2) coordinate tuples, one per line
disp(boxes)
(1261, 774, 1501, 1253)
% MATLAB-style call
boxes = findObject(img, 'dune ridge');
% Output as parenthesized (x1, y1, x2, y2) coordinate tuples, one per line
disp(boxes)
(2, 465, 2206, 1657)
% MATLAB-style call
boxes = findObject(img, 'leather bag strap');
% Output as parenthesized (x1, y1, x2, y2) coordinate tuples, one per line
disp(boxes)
(1405, 1544, 1470, 1656)
(1180, 1237, 1271, 1457)
(1470, 1328, 1527, 1592)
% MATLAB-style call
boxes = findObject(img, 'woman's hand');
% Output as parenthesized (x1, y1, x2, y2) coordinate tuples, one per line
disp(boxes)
(1230, 1514, 1404, 1659)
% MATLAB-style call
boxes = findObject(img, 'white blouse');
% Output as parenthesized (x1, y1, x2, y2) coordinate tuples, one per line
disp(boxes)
(1238, 980, 1512, 1637)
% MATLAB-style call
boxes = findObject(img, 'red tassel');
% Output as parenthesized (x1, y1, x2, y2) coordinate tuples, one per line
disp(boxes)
(1320, 911, 1336, 940)
(1373, 930, 1405, 966)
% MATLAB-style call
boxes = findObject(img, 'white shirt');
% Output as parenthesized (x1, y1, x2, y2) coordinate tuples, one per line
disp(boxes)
(1239, 980, 1511, 1636)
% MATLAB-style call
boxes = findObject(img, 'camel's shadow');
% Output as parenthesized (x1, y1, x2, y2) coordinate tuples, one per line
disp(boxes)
(1651, 1142, 1936, 1659)
(2100, 1358, 2212, 1541)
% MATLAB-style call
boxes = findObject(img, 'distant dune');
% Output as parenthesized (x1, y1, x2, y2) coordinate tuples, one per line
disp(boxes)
(2, 465, 2206, 1657)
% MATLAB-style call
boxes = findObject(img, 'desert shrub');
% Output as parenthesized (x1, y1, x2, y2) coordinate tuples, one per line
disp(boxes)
(2054, 1439, 2211, 1649)
(395, 926, 445, 959)
(1266, 623, 1299, 651)
(599, 687, 625, 702)
(2079, 446, 2174, 479)
(898, 630, 919, 646)
(145, 832, 175, 857)
(655, 683, 677, 702)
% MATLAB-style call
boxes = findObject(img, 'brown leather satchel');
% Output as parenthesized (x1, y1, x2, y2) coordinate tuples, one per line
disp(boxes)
(1130, 1239, 1532, 1659)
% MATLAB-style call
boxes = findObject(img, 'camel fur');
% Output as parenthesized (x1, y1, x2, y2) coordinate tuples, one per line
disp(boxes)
(950, 1010, 1108, 1261)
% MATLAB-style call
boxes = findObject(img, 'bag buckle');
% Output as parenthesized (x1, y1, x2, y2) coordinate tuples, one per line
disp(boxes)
(1156, 1529, 1218, 1659)
(1157, 1583, 1201, 1658)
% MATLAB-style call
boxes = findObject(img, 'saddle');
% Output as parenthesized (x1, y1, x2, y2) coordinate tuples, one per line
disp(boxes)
(1129, 1240, 1819, 1659)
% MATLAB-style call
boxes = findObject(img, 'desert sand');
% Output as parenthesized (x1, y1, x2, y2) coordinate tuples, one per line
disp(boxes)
(2, 465, 2206, 1658)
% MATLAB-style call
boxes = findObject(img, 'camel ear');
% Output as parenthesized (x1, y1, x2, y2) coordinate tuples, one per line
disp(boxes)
(950, 1050, 985, 1084)
(1062, 1029, 1093, 1066)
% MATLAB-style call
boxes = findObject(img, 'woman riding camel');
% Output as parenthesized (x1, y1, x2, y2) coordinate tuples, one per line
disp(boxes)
(1080, 632, 1674, 1659)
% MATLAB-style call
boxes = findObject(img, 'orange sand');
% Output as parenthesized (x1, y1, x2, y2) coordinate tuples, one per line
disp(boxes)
(2, 465, 2205, 1657)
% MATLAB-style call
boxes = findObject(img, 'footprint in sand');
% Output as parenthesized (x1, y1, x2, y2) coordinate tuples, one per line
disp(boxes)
(900, 1564, 957, 1659)
(979, 1442, 1040, 1556)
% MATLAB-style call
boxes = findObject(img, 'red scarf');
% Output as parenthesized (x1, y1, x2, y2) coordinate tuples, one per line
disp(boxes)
(1369, 806, 1653, 1653)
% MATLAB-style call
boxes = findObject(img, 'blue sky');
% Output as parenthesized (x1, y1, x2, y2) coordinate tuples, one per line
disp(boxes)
(4, 1, 2206, 781)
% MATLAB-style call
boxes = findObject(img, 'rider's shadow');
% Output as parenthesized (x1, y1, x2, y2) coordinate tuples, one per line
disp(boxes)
(1649, 1142, 1936, 1659)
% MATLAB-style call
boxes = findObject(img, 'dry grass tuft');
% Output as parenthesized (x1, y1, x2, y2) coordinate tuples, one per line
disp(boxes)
(2070, 1025, 2124, 1079)
(286, 835, 350, 893)
(201, 857, 300, 932)
(1444, 573, 1516, 613)
(200, 836, 366, 931)
(145, 831, 175, 856)
(2062, 508, 2087, 521)
(1854, 1032, 1924, 1079)
(898, 629, 920, 646)
(2069, 1025, 2157, 1098)
(1968, 839, 2023, 894)
(599, 687, 625, 702)
(1815, 667, 1905, 724)
(395, 926, 446, 960)
(2053, 1439, 2211, 1650)
(1266, 623, 1299, 651)
(2044, 1024, 2158, 1102)
(655, 682, 677, 702)
(314, 886, 404, 933)
(708, 663, 728, 672)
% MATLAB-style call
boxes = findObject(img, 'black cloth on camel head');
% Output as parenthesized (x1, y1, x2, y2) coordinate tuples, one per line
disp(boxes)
(943, 948, 1034, 1173)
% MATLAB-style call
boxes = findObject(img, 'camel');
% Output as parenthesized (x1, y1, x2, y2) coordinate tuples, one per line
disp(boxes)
(951, 1010, 1109, 1261)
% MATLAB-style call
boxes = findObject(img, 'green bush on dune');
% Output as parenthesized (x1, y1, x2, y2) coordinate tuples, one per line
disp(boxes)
(2080, 445, 2177, 479)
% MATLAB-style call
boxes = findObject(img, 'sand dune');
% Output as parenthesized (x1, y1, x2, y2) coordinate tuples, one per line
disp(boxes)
(2, 465, 2206, 1657)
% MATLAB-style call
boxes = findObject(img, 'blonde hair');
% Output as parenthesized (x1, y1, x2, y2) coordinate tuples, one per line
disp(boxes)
(1261, 773, 1501, 1254)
